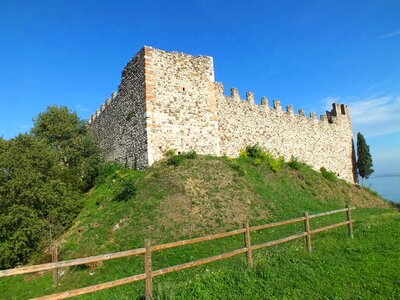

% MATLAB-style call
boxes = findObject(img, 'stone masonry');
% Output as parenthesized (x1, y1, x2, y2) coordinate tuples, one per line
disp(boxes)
(89, 46, 357, 183)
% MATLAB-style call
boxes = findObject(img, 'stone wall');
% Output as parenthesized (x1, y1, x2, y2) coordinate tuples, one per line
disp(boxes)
(89, 46, 357, 183)
(143, 47, 221, 165)
(89, 48, 148, 169)
(214, 85, 356, 183)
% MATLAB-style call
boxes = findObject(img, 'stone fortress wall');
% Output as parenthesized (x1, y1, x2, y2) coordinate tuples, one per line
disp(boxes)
(89, 48, 149, 169)
(89, 46, 357, 183)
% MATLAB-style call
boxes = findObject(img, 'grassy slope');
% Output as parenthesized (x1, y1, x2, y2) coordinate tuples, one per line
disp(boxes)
(0, 156, 398, 299)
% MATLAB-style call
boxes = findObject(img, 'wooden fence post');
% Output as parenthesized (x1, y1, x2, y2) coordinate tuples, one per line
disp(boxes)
(244, 222, 253, 267)
(144, 239, 153, 300)
(52, 245, 58, 285)
(346, 204, 354, 239)
(303, 212, 312, 253)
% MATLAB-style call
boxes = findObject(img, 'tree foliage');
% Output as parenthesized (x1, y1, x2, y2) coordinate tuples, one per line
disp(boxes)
(31, 106, 101, 191)
(0, 106, 101, 268)
(356, 132, 374, 186)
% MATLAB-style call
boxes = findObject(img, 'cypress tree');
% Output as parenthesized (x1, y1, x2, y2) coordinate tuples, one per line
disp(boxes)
(356, 132, 374, 187)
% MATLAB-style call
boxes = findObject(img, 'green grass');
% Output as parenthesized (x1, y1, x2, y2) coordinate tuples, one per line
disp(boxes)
(0, 156, 397, 299)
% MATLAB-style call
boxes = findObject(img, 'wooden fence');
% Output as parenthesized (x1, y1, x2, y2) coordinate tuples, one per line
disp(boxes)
(0, 205, 355, 300)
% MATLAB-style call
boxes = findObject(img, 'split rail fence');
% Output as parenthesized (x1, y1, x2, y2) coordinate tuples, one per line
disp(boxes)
(0, 205, 355, 300)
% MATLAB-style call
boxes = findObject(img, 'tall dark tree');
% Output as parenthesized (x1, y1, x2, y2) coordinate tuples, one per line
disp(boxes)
(356, 132, 374, 187)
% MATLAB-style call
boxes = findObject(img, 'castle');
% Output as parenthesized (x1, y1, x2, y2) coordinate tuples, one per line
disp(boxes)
(88, 46, 357, 183)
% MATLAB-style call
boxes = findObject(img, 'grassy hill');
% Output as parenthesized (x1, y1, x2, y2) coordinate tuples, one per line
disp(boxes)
(0, 154, 398, 299)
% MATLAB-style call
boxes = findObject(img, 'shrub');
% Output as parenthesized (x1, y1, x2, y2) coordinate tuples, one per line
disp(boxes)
(229, 162, 246, 176)
(239, 144, 284, 172)
(183, 150, 197, 159)
(96, 162, 125, 184)
(167, 155, 184, 166)
(113, 178, 137, 202)
(244, 144, 268, 160)
(167, 150, 197, 166)
(126, 111, 134, 121)
(288, 156, 302, 170)
(268, 156, 285, 173)
(165, 149, 176, 157)
(320, 167, 337, 181)
(253, 158, 262, 166)
(239, 148, 248, 158)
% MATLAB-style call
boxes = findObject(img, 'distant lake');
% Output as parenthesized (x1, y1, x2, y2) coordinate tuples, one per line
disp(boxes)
(365, 175, 400, 203)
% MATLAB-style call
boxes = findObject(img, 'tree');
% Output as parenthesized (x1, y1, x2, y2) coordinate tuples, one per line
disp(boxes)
(31, 106, 101, 191)
(0, 135, 81, 268)
(0, 106, 102, 268)
(356, 132, 374, 187)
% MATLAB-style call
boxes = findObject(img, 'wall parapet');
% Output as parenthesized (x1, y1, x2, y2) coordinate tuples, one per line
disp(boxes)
(213, 82, 350, 126)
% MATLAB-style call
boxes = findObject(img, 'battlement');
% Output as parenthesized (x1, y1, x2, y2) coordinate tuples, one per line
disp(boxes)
(213, 82, 350, 125)
(88, 46, 357, 183)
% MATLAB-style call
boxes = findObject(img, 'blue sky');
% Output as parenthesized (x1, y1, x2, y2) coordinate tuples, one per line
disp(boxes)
(0, 0, 399, 200)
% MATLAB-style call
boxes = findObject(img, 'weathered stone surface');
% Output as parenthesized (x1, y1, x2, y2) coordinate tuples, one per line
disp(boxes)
(89, 46, 357, 183)
(89, 48, 148, 169)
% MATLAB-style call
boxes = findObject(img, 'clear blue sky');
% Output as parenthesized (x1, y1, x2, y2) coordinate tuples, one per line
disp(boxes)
(0, 0, 399, 200)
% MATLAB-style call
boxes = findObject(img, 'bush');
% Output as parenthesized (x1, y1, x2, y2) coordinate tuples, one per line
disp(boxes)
(229, 161, 246, 176)
(320, 167, 337, 181)
(253, 158, 262, 166)
(167, 150, 197, 166)
(184, 150, 197, 159)
(96, 162, 126, 184)
(243, 144, 271, 160)
(165, 149, 176, 157)
(113, 178, 138, 202)
(239, 148, 248, 158)
(268, 156, 285, 173)
(240, 144, 284, 172)
(167, 154, 184, 166)
(288, 156, 302, 170)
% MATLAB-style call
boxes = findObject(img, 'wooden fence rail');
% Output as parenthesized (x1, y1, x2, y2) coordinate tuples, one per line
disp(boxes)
(0, 205, 355, 300)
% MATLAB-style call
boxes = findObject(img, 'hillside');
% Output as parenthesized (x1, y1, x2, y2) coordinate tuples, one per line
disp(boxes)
(0, 154, 397, 299)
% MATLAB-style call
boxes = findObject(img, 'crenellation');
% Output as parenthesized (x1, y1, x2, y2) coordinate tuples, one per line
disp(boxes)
(89, 46, 357, 184)
(230, 88, 240, 101)
(260, 96, 268, 107)
(246, 91, 255, 103)
(214, 82, 224, 95)
(310, 112, 317, 121)
(320, 115, 328, 122)
(273, 100, 282, 111)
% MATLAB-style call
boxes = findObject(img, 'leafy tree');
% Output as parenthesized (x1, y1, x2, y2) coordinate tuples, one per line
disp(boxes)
(31, 106, 101, 191)
(0, 135, 81, 268)
(0, 106, 102, 268)
(356, 132, 374, 187)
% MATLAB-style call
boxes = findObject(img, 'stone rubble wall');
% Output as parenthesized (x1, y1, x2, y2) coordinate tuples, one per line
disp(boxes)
(88, 48, 149, 169)
(214, 84, 356, 183)
(89, 46, 357, 183)
(143, 47, 221, 165)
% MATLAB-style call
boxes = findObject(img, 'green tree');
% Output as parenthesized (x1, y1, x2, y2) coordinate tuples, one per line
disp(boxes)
(356, 132, 374, 187)
(0, 135, 81, 268)
(0, 106, 102, 268)
(31, 105, 101, 191)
